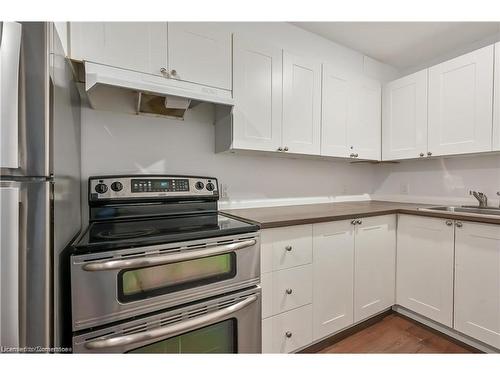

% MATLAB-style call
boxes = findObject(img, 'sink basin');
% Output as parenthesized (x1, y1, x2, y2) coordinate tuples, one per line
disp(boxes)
(419, 206, 500, 217)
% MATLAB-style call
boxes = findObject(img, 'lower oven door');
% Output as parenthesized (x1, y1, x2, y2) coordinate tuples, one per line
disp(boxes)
(71, 233, 260, 331)
(73, 286, 261, 353)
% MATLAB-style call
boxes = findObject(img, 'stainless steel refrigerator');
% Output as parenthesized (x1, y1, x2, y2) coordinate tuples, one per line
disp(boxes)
(0, 22, 81, 350)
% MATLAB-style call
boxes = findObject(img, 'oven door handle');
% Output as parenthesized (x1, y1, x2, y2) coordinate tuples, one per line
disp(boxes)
(84, 294, 258, 350)
(81, 238, 257, 271)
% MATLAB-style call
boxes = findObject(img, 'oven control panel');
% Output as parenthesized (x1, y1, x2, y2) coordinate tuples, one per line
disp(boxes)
(89, 175, 218, 201)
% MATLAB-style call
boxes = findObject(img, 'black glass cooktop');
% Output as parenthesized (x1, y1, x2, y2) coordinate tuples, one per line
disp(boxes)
(73, 213, 259, 253)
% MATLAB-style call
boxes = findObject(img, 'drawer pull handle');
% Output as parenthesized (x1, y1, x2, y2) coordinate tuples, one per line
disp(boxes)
(285, 288, 293, 295)
(285, 245, 293, 252)
(285, 331, 292, 338)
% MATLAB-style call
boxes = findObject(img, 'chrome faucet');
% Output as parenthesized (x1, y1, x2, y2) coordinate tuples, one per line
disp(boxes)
(470, 190, 488, 208)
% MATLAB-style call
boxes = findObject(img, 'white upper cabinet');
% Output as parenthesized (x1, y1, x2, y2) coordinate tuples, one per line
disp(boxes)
(382, 70, 428, 160)
(70, 22, 168, 76)
(312, 220, 354, 341)
(396, 215, 455, 327)
(454, 221, 500, 350)
(321, 65, 382, 160)
(428, 45, 494, 156)
(282, 51, 322, 155)
(167, 23, 231, 90)
(232, 35, 283, 152)
(493, 42, 500, 151)
(354, 215, 396, 322)
(349, 77, 382, 160)
(321, 65, 352, 158)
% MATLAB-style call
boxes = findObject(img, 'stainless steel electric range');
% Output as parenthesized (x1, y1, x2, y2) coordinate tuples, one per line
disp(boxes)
(70, 175, 261, 353)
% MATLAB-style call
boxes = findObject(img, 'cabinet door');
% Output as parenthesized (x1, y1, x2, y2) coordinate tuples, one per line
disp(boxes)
(232, 35, 282, 152)
(320, 64, 352, 157)
(282, 51, 322, 155)
(70, 22, 168, 76)
(348, 77, 382, 160)
(428, 45, 494, 156)
(354, 215, 396, 322)
(396, 215, 455, 327)
(167, 23, 231, 90)
(382, 70, 428, 160)
(312, 220, 354, 341)
(493, 42, 500, 150)
(454, 221, 500, 349)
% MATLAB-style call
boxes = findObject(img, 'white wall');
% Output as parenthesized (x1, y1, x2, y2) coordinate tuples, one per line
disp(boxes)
(81, 104, 374, 216)
(372, 154, 500, 206)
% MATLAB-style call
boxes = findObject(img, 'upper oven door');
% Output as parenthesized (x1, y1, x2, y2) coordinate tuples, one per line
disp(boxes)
(73, 287, 261, 353)
(71, 233, 260, 331)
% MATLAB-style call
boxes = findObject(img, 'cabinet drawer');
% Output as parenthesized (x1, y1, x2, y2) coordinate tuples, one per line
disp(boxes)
(261, 225, 312, 273)
(263, 304, 313, 353)
(272, 264, 312, 315)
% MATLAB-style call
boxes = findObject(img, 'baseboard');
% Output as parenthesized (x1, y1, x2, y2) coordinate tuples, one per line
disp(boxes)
(392, 305, 499, 353)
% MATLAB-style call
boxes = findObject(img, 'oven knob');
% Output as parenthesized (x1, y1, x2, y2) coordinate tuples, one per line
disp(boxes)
(95, 183, 108, 194)
(206, 182, 215, 191)
(195, 181, 205, 190)
(111, 181, 123, 192)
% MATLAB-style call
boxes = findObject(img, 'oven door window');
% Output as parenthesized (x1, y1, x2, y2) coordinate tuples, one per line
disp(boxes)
(118, 253, 237, 302)
(128, 319, 237, 353)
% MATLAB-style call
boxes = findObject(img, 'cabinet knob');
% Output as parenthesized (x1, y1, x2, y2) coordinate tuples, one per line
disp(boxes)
(285, 288, 293, 295)
(170, 69, 177, 76)
(456, 222, 463, 228)
(427, 151, 432, 156)
(356, 219, 362, 225)
(446, 220, 453, 226)
(285, 331, 292, 338)
(285, 245, 293, 252)
(160, 67, 169, 77)
(277, 147, 283, 152)
(284, 146, 289, 152)
(419, 152, 425, 157)
(351, 219, 357, 225)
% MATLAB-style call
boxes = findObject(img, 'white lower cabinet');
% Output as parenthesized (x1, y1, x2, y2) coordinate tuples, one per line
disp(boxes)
(312, 220, 354, 341)
(354, 215, 396, 322)
(454, 221, 500, 349)
(262, 305, 313, 353)
(397, 215, 455, 327)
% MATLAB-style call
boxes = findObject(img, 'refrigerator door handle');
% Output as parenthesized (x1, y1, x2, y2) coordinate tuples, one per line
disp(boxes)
(0, 22, 22, 169)
(0, 185, 20, 347)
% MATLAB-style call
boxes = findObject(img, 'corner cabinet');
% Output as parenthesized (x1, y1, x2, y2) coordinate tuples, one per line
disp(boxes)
(428, 45, 494, 156)
(321, 65, 382, 160)
(382, 69, 428, 160)
(396, 215, 455, 327)
(454, 221, 500, 349)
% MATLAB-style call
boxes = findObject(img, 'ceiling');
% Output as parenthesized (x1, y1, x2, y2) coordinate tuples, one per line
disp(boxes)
(292, 22, 500, 70)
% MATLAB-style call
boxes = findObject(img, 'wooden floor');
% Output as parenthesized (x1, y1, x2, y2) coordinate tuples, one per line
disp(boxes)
(317, 314, 475, 353)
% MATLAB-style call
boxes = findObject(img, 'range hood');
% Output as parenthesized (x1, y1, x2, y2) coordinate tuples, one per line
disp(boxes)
(72, 61, 234, 120)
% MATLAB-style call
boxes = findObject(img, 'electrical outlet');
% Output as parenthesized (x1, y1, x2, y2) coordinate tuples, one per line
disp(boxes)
(400, 182, 410, 195)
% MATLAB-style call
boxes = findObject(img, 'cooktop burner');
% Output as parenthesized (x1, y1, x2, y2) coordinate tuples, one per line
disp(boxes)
(74, 213, 259, 253)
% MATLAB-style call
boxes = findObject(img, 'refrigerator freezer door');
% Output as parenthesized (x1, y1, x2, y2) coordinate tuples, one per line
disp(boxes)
(0, 22, 22, 169)
(0, 180, 52, 348)
(0, 185, 20, 347)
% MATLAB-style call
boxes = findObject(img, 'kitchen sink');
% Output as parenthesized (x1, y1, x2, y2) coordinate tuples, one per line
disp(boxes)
(419, 206, 500, 217)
